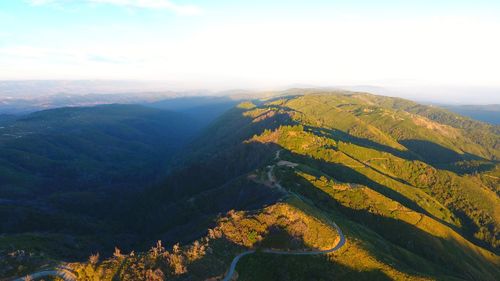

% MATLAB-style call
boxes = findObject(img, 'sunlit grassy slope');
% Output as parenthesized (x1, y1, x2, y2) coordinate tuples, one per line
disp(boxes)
(251, 93, 499, 250)
(8, 91, 499, 281)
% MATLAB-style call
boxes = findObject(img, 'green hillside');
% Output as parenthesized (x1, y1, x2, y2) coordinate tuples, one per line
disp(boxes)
(3, 91, 499, 281)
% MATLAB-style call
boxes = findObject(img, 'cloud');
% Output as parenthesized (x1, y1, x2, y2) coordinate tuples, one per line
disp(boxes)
(28, 0, 55, 5)
(0, 45, 134, 66)
(28, 0, 202, 15)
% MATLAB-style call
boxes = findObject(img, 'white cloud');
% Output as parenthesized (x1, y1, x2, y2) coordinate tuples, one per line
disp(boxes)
(3, 11, 500, 90)
(28, 0, 202, 15)
(28, 0, 52, 6)
(28, 0, 55, 5)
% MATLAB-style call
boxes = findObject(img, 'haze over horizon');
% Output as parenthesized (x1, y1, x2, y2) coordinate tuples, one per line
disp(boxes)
(1, 1, 500, 102)
(1, 79, 499, 105)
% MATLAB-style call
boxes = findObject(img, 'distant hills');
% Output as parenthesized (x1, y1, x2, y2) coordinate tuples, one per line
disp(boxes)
(0, 80, 192, 98)
(444, 104, 500, 125)
(0, 92, 199, 114)
(1, 90, 499, 281)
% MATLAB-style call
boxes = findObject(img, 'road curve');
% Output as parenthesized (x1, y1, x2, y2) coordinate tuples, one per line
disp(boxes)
(222, 160, 347, 281)
(11, 268, 77, 281)
(222, 220, 345, 281)
(16, 151, 344, 281)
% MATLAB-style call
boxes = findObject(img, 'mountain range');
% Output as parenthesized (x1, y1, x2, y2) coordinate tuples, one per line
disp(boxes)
(1, 90, 499, 281)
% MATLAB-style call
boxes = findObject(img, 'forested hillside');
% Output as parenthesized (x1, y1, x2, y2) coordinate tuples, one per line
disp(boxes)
(0, 104, 207, 268)
(3, 91, 499, 281)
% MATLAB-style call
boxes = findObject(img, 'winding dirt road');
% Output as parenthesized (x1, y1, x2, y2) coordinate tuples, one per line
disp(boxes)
(11, 268, 76, 281)
(222, 154, 346, 281)
(222, 221, 345, 281)
(15, 150, 345, 281)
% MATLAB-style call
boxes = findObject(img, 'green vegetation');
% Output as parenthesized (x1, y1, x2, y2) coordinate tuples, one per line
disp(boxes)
(2, 91, 499, 281)
(249, 93, 499, 251)
(0, 104, 204, 259)
(70, 203, 339, 280)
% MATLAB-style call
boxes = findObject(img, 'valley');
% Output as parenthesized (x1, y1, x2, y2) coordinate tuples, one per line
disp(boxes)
(1, 90, 499, 281)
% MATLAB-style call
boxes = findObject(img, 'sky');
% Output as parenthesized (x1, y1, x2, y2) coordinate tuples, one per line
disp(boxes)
(1, 0, 500, 95)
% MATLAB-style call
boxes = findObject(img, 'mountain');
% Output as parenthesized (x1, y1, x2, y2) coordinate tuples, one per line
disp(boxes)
(444, 104, 500, 125)
(2, 91, 499, 281)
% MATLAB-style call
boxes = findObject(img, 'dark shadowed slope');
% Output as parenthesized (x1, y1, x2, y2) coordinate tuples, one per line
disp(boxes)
(0, 104, 207, 262)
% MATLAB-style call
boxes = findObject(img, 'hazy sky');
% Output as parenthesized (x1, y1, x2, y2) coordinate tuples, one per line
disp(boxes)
(1, 0, 500, 90)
